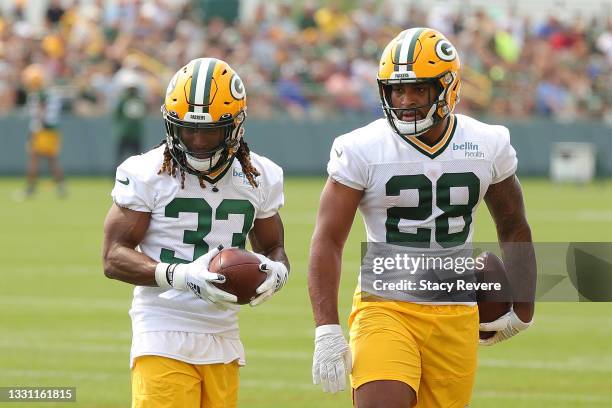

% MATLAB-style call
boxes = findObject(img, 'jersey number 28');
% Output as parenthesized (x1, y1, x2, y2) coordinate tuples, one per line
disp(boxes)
(386, 172, 480, 248)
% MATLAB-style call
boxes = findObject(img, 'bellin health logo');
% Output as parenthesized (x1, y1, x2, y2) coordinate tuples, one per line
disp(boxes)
(453, 142, 484, 158)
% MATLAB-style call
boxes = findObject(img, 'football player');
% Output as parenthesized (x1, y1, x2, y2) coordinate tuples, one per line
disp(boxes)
(19, 63, 66, 199)
(309, 28, 536, 407)
(102, 58, 289, 408)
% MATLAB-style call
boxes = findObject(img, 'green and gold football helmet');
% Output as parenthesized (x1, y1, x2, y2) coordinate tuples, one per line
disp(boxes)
(377, 27, 461, 137)
(162, 58, 247, 181)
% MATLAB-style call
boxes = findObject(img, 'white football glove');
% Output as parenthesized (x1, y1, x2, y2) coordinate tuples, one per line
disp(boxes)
(249, 253, 289, 307)
(312, 324, 352, 394)
(155, 245, 237, 309)
(479, 307, 533, 346)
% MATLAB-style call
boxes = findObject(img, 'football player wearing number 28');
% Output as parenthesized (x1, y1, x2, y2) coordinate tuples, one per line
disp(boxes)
(102, 58, 289, 408)
(309, 28, 536, 407)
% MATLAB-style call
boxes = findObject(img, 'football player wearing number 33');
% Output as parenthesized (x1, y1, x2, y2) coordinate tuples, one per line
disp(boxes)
(102, 58, 289, 408)
(309, 28, 536, 407)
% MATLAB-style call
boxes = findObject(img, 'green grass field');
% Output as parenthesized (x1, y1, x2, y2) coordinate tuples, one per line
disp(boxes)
(1, 177, 611, 407)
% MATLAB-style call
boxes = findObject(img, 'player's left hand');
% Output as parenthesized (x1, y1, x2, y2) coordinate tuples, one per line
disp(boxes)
(312, 324, 352, 394)
(479, 307, 533, 346)
(249, 253, 288, 306)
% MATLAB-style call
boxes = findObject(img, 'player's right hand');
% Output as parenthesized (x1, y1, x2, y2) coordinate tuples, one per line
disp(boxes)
(155, 245, 238, 308)
(479, 307, 532, 346)
(312, 324, 352, 394)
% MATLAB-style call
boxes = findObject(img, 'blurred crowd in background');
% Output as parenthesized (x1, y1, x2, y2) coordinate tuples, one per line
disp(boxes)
(1, 0, 612, 122)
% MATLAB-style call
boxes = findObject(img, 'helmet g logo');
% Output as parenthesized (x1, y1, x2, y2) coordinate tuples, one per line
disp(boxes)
(435, 40, 457, 62)
(230, 74, 246, 100)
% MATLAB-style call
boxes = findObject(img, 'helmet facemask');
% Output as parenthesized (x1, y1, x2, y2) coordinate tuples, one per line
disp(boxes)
(378, 72, 454, 138)
(163, 108, 246, 182)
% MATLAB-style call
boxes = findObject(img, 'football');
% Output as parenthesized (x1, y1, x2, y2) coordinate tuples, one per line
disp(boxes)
(209, 248, 267, 305)
(476, 252, 512, 339)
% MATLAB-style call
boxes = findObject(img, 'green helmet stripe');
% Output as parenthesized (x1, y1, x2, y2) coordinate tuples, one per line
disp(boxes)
(188, 59, 202, 112)
(406, 28, 425, 71)
(393, 30, 410, 72)
(201, 59, 217, 114)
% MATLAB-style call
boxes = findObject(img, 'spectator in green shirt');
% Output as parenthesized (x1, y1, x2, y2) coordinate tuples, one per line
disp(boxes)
(114, 84, 146, 168)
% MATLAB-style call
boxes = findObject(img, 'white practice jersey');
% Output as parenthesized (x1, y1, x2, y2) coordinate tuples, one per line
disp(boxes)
(111, 145, 283, 365)
(327, 114, 517, 303)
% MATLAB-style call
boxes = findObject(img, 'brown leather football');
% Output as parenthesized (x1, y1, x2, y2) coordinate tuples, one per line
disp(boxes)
(476, 252, 512, 339)
(210, 248, 267, 305)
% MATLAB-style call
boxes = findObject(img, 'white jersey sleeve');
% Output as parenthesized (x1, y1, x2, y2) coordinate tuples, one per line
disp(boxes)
(253, 155, 284, 219)
(491, 125, 518, 184)
(327, 135, 368, 190)
(112, 156, 157, 212)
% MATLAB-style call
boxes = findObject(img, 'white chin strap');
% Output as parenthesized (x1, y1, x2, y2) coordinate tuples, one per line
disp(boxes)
(391, 103, 437, 137)
(186, 150, 224, 172)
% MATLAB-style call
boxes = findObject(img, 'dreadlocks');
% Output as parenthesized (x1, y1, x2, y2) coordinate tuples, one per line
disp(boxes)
(157, 139, 260, 189)
(235, 139, 260, 187)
